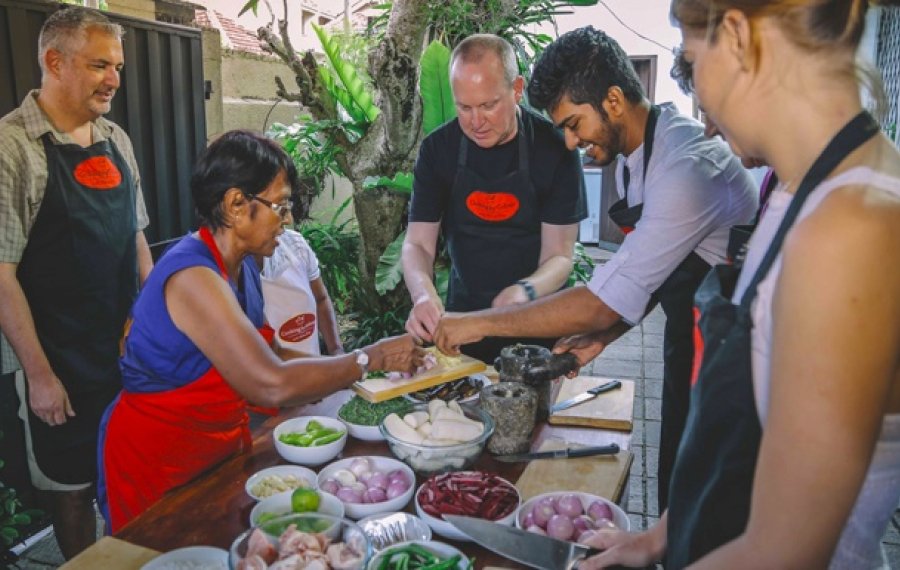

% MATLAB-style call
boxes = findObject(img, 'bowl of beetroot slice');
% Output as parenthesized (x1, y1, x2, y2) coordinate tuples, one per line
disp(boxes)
(414, 471, 520, 542)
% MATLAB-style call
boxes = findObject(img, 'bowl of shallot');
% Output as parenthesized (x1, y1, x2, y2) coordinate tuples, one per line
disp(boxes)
(317, 456, 415, 520)
(515, 491, 629, 544)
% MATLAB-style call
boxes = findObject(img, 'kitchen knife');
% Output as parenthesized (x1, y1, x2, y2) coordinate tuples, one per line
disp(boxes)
(550, 380, 622, 414)
(444, 515, 601, 569)
(494, 443, 620, 463)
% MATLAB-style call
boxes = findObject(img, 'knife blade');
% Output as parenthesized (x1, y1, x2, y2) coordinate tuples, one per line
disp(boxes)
(445, 515, 601, 569)
(494, 443, 620, 463)
(550, 380, 622, 414)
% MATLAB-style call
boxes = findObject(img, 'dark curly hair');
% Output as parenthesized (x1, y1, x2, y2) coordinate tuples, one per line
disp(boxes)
(191, 130, 300, 230)
(527, 26, 645, 116)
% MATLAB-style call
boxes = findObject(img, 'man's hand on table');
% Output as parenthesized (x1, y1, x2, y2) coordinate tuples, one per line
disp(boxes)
(405, 294, 443, 343)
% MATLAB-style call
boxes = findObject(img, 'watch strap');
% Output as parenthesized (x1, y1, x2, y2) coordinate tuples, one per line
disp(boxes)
(516, 279, 537, 302)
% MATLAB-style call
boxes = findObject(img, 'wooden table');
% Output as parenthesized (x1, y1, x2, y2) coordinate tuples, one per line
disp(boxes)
(116, 389, 632, 568)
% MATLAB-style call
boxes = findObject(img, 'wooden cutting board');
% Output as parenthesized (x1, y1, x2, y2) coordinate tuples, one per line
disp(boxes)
(515, 440, 633, 503)
(351, 352, 486, 403)
(547, 376, 635, 431)
(61, 536, 160, 570)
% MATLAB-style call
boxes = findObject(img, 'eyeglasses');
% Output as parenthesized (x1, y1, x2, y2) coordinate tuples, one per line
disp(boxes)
(246, 194, 293, 220)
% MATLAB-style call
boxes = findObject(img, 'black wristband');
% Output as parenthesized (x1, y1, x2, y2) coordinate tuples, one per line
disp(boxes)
(516, 279, 537, 302)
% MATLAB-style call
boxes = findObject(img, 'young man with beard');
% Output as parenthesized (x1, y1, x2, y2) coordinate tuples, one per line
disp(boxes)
(434, 26, 757, 512)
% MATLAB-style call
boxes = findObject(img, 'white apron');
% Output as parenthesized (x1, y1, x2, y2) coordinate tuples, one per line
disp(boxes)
(261, 231, 320, 355)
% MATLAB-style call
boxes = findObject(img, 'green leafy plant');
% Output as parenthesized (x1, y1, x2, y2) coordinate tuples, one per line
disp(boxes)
(312, 23, 380, 128)
(342, 304, 410, 350)
(297, 199, 361, 314)
(567, 242, 596, 287)
(419, 41, 456, 134)
(0, 430, 41, 548)
(269, 116, 349, 203)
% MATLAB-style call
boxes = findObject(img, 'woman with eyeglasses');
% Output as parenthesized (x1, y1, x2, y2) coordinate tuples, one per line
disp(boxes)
(579, 0, 900, 569)
(96, 130, 424, 532)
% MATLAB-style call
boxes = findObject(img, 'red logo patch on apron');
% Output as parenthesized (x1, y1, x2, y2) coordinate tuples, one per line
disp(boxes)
(279, 313, 316, 343)
(466, 191, 520, 222)
(73, 156, 122, 190)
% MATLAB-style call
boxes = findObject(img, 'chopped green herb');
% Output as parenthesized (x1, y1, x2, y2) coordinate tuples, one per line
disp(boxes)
(338, 395, 413, 426)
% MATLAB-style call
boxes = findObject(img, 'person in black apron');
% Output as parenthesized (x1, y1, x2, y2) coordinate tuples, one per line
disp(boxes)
(0, 7, 149, 559)
(404, 34, 587, 363)
(433, 28, 756, 515)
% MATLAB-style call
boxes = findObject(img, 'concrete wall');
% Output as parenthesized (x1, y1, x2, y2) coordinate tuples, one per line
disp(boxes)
(108, 0, 155, 21)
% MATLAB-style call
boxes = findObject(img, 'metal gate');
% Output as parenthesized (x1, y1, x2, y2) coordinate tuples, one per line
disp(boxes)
(877, 6, 900, 143)
(0, 0, 206, 245)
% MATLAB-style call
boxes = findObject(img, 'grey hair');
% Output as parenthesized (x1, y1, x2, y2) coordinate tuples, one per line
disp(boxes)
(38, 6, 123, 73)
(450, 34, 518, 87)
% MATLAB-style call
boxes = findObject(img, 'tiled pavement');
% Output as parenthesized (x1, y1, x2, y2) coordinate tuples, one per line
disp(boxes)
(8, 268, 900, 568)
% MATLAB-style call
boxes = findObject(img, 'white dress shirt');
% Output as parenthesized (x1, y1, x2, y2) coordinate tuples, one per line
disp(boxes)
(588, 102, 758, 324)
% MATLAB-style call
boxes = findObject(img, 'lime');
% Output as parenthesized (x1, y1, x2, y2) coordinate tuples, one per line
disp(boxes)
(291, 488, 321, 513)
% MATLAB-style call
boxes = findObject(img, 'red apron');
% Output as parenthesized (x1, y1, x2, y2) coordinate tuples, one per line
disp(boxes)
(103, 227, 274, 532)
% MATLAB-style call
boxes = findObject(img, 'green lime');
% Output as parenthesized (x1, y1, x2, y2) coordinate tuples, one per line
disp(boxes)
(291, 488, 321, 513)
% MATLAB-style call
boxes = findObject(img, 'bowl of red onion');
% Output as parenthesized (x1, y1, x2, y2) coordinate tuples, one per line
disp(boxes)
(516, 491, 629, 543)
(414, 471, 520, 542)
(317, 456, 415, 520)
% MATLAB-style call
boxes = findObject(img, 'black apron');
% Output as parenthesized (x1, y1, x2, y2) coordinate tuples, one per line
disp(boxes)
(444, 112, 555, 363)
(16, 134, 138, 484)
(727, 170, 780, 264)
(666, 111, 879, 568)
(608, 105, 712, 511)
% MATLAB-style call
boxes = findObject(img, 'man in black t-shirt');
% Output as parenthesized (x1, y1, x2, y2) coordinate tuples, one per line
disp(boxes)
(402, 33, 586, 363)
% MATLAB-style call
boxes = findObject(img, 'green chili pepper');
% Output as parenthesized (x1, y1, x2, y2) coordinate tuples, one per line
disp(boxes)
(422, 554, 461, 570)
(305, 419, 325, 432)
(311, 431, 344, 446)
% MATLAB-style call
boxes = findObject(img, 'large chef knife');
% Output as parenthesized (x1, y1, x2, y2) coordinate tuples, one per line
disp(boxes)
(494, 443, 619, 463)
(444, 515, 602, 569)
(550, 380, 622, 414)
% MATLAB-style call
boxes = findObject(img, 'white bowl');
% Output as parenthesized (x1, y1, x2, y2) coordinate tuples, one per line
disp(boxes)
(357, 512, 432, 552)
(141, 546, 227, 569)
(414, 474, 519, 542)
(367, 540, 470, 570)
(273, 415, 347, 466)
(245, 465, 317, 501)
(317, 456, 416, 520)
(516, 491, 630, 538)
(342, 420, 385, 442)
(249, 488, 345, 526)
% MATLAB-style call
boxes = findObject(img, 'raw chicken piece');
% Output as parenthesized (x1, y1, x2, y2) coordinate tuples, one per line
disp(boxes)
(279, 525, 322, 557)
(326, 543, 364, 570)
(269, 553, 302, 569)
(246, 529, 278, 565)
(236, 554, 269, 570)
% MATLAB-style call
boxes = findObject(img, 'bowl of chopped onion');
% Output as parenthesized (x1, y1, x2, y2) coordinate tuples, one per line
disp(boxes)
(245, 465, 317, 501)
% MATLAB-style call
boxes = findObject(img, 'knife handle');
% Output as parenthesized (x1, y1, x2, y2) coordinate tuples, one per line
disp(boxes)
(588, 380, 622, 395)
(568, 444, 619, 458)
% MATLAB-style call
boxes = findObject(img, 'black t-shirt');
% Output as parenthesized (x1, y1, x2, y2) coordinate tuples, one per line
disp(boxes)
(409, 106, 587, 225)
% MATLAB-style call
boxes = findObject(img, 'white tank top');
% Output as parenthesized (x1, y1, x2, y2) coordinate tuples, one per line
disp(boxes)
(733, 166, 900, 569)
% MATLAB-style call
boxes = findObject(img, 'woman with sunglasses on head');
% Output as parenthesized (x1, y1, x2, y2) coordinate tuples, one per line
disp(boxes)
(581, 1, 900, 569)
(97, 130, 423, 532)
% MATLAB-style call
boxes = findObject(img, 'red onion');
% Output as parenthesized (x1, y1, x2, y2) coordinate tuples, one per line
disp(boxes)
(546, 514, 575, 541)
(367, 471, 389, 490)
(349, 457, 371, 478)
(532, 503, 555, 528)
(521, 509, 535, 528)
(572, 514, 596, 535)
(556, 494, 583, 518)
(336, 487, 363, 504)
(388, 469, 409, 486)
(363, 488, 387, 504)
(320, 479, 340, 495)
(526, 524, 546, 536)
(386, 480, 408, 500)
(587, 500, 613, 522)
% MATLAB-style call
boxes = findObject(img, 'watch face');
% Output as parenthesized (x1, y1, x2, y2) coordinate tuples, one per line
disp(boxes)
(356, 350, 369, 366)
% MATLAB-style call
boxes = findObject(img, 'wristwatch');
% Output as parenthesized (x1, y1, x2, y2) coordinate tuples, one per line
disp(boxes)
(353, 349, 369, 379)
(516, 279, 537, 302)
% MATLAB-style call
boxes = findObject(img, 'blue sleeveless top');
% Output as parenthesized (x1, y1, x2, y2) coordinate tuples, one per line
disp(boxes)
(119, 234, 266, 393)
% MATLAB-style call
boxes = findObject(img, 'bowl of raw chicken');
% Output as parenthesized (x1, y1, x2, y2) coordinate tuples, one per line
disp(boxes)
(228, 513, 371, 570)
